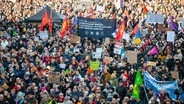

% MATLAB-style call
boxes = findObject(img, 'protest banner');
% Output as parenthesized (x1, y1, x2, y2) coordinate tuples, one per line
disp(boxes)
(126, 51, 138, 64)
(48, 71, 61, 84)
(146, 14, 164, 24)
(147, 61, 156, 66)
(170, 71, 179, 79)
(90, 61, 100, 70)
(78, 17, 116, 38)
(70, 35, 81, 43)
(167, 31, 175, 44)
(144, 71, 178, 100)
(103, 57, 113, 64)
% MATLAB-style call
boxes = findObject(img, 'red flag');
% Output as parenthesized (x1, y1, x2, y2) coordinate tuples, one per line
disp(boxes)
(60, 17, 68, 37)
(49, 10, 53, 33)
(133, 24, 139, 35)
(40, 9, 49, 31)
(143, 5, 148, 14)
(115, 20, 125, 41)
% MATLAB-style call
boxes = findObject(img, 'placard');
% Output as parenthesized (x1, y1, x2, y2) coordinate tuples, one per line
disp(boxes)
(92, 52, 101, 59)
(34, 36, 39, 41)
(96, 5, 104, 12)
(39, 31, 48, 39)
(105, 38, 110, 44)
(126, 51, 138, 64)
(48, 72, 61, 84)
(90, 61, 100, 70)
(113, 47, 122, 55)
(170, 71, 179, 79)
(167, 31, 175, 44)
(147, 61, 156, 66)
(70, 35, 80, 43)
(146, 14, 164, 24)
(115, 42, 123, 48)
(103, 57, 113, 64)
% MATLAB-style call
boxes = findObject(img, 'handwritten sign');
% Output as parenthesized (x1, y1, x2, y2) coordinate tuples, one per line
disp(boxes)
(90, 61, 100, 70)
(113, 47, 122, 55)
(48, 72, 61, 84)
(146, 14, 164, 24)
(127, 51, 138, 64)
(70, 35, 80, 43)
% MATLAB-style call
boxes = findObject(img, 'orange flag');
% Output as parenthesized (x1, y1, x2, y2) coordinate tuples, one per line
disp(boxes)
(60, 17, 68, 37)
(143, 5, 148, 14)
(115, 20, 125, 41)
(49, 10, 53, 33)
(40, 9, 49, 31)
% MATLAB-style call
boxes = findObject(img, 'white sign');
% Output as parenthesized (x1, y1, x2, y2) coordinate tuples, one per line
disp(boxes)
(178, 19, 184, 31)
(39, 31, 49, 39)
(96, 5, 104, 12)
(113, 47, 121, 55)
(92, 52, 101, 59)
(115, 42, 123, 48)
(34, 37, 39, 41)
(123, 32, 130, 42)
(146, 14, 164, 24)
(167, 31, 175, 44)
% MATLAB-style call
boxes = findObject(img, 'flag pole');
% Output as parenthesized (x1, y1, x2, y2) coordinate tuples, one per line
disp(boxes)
(142, 78, 149, 103)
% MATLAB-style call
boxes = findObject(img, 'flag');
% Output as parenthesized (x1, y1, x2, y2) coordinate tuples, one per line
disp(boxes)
(143, 5, 148, 14)
(167, 16, 178, 31)
(72, 15, 78, 34)
(40, 9, 49, 31)
(135, 29, 142, 38)
(60, 17, 68, 37)
(49, 10, 53, 33)
(115, 20, 125, 41)
(133, 24, 139, 35)
(133, 38, 141, 45)
(133, 28, 142, 45)
(149, 46, 158, 55)
(132, 70, 143, 99)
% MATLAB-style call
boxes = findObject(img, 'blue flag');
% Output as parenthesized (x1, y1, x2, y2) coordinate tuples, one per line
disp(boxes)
(144, 71, 178, 100)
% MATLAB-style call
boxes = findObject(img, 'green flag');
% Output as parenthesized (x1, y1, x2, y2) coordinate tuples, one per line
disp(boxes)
(132, 70, 143, 99)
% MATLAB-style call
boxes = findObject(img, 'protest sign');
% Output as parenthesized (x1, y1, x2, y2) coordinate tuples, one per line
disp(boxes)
(126, 51, 137, 64)
(170, 71, 179, 79)
(115, 42, 123, 48)
(70, 35, 80, 43)
(167, 31, 175, 44)
(48, 71, 61, 84)
(34, 37, 39, 41)
(178, 19, 184, 30)
(113, 47, 122, 55)
(92, 52, 101, 59)
(103, 57, 113, 64)
(39, 31, 48, 39)
(105, 38, 110, 44)
(96, 5, 105, 12)
(78, 17, 116, 38)
(147, 61, 156, 66)
(90, 61, 100, 70)
(146, 14, 164, 24)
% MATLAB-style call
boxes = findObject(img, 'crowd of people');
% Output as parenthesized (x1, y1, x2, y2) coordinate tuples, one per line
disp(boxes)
(0, 0, 184, 104)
